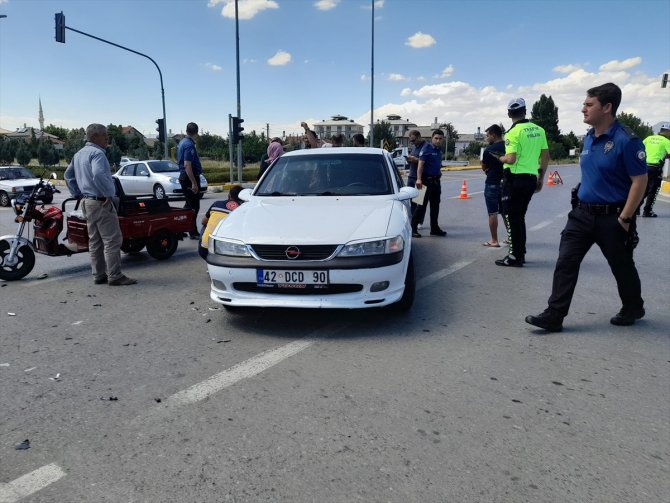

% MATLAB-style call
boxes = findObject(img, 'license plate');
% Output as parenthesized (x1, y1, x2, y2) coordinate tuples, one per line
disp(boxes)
(257, 269, 329, 286)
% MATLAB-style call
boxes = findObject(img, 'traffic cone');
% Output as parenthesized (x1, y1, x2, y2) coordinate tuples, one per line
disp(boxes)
(546, 171, 556, 185)
(458, 179, 470, 199)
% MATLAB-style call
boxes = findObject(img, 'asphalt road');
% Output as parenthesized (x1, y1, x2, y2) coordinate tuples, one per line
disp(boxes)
(1, 166, 668, 503)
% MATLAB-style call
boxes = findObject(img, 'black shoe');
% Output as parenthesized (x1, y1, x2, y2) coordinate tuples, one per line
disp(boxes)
(189, 232, 201, 240)
(495, 255, 523, 267)
(412, 231, 422, 238)
(525, 310, 563, 332)
(94, 275, 108, 285)
(642, 211, 657, 218)
(430, 228, 447, 237)
(108, 275, 138, 286)
(610, 307, 645, 326)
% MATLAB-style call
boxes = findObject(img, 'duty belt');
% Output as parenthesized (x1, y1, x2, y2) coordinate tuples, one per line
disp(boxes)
(577, 201, 625, 216)
(83, 195, 107, 201)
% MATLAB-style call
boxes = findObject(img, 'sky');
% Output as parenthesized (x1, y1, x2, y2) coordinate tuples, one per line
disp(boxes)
(0, 0, 669, 142)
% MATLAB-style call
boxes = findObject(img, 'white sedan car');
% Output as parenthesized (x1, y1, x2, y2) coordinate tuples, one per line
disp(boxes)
(206, 147, 419, 310)
(114, 160, 207, 199)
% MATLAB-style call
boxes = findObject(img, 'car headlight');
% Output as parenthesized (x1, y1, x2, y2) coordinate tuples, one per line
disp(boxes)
(337, 235, 404, 257)
(199, 175, 207, 184)
(168, 177, 179, 184)
(211, 238, 250, 257)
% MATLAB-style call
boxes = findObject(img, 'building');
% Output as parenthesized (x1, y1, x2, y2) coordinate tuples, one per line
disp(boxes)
(313, 115, 364, 141)
(1, 126, 64, 149)
(382, 115, 417, 146)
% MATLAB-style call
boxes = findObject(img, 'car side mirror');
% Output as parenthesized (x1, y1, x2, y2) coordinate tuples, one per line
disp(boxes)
(238, 188, 252, 201)
(398, 186, 419, 201)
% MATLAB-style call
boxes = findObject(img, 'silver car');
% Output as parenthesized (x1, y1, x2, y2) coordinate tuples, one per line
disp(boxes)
(114, 160, 208, 199)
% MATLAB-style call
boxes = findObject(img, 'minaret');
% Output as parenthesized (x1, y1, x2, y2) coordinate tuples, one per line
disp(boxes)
(38, 97, 44, 131)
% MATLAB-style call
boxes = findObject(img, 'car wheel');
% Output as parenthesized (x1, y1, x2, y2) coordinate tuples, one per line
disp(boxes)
(153, 184, 167, 199)
(0, 240, 36, 281)
(198, 192, 205, 200)
(391, 254, 415, 311)
(146, 230, 178, 260)
(0, 191, 10, 207)
(121, 238, 147, 254)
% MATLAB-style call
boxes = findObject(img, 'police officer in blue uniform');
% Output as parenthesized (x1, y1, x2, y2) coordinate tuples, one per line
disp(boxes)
(526, 83, 648, 332)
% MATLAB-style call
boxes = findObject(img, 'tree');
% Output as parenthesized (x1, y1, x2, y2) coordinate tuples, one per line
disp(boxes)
(43, 124, 69, 140)
(16, 144, 31, 166)
(0, 138, 13, 164)
(106, 124, 128, 153)
(37, 140, 56, 167)
(152, 141, 164, 160)
(369, 121, 396, 150)
(548, 140, 567, 161)
(617, 112, 653, 138)
(438, 122, 459, 158)
(462, 141, 485, 158)
(106, 141, 122, 168)
(531, 94, 561, 142)
(64, 128, 85, 162)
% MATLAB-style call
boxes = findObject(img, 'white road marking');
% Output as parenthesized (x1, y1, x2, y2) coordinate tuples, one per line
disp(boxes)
(447, 190, 483, 199)
(416, 260, 474, 290)
(0, 463, 66, 503)
(529, 220, 553, 231)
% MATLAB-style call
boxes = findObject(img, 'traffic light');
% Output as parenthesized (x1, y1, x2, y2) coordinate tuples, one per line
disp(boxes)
(156, 118, 165, 143)
(662, 73, 669, 89)
(55, 12, 65, 43)
(232, 117, 244, 143)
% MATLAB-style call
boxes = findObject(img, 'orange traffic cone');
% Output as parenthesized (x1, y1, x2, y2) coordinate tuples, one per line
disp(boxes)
(546, 171, 556, 185)
(459, 179, 471, 199)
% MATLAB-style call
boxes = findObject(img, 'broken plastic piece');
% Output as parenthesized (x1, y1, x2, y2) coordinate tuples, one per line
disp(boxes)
(15, 439, 30, 450)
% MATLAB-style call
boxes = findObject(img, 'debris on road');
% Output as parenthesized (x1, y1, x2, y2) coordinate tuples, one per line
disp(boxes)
(100, 396, 118, 401)
(15, 439, 30, 450)
(8, 312, 16, 316)
(49, 373, 61, 381)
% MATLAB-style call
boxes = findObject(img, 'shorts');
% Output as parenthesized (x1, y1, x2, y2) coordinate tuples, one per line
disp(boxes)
(485, 183, 502, 214)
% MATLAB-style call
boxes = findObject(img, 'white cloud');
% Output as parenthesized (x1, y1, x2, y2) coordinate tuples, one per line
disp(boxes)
(208, 0, 279, 20)
(417, 76, 426, 82)
(599, 57, 642, 72)
(405, 32, 436, 49)
(360, 74, 370, 81)
(362, 0, 385, 8)
(436, 65, 454, 78)
(267, 50, 291, 66)
(388, 73, 407, 81)
(205, 63, 223, 72)
(553, 64, 582, 74)
(354, 58, 670, 136)
(242, 58, 257, 64)
(315, 0, 339, 10)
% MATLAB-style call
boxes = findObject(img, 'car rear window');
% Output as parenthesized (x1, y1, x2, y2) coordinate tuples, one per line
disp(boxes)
(147, 160, 180, 173)
(256, 153, 392, 196)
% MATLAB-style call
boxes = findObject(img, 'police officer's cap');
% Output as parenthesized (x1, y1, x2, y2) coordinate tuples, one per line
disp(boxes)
(507, 98, 526, 111)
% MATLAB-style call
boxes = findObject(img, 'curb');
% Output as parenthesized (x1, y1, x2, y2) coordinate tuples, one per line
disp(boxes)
(661, 180, 670, 195)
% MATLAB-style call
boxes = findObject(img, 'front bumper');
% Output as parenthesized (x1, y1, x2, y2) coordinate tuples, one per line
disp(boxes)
(207, 256, 408, 309)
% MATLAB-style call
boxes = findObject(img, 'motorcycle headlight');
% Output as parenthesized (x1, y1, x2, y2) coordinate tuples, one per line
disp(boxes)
(337, 235, 404, 257)
(211, 238, 250, 257)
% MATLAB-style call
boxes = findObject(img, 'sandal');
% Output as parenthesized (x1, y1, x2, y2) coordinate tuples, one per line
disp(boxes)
(482, 241, 500, 248)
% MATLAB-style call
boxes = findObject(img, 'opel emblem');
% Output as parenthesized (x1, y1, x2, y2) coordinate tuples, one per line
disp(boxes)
(285, 246, 301, 260)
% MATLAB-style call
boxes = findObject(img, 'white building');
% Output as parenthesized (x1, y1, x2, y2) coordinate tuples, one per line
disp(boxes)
(314, 115, 364, 141)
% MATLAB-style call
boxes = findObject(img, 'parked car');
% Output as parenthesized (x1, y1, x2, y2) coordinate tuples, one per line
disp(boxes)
(391, 147, 409, 170)
(206, 147, 419, 310)
(0, 166, 44, 207)
(119, 157, 139, 167)
(114, 160, 208, 199)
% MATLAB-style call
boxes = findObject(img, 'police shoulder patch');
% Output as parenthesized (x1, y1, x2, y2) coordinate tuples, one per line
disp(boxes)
(505, 139, 510, 146)
(637, 150, 646, 160)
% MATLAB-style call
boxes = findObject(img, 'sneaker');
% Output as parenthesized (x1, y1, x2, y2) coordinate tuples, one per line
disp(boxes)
(642, 211, 657, 218)
(525, 310, 563, 332)
(610, 307, 645, 326)
(495, 255, 523, 267)
(93, 275, 108, 285)
(430, 228, 447, 237)
(108, 275, 138, 286)
(412, 230, 422, 238)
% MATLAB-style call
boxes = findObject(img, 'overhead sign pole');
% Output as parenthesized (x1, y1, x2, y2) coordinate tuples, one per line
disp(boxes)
(54, 12, 168, 160)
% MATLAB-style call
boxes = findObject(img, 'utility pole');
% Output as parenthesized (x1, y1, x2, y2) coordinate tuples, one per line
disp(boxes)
(369, 0, 375, 148)
(228, 114, 234, 184)
(235, 0, 242, 183)
(266, 123, 269, 140)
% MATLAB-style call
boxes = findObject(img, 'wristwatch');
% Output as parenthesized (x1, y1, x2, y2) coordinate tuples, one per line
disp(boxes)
(619, 216, 633, 224)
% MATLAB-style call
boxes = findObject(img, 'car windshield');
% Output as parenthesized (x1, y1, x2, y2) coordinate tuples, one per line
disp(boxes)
(0, 167, 36, 181)
(255, 153, 392, 196)
(147, 160, 180, 173)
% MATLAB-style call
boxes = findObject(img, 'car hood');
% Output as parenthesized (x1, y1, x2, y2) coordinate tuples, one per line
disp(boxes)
(0, 178, 41, 190)
(216, 196, 398, 244)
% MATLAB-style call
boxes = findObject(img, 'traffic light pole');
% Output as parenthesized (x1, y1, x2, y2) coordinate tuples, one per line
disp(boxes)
(55, 16, 168, 160)
(235, 0, 243, 183)
(228, 114, 234, 184)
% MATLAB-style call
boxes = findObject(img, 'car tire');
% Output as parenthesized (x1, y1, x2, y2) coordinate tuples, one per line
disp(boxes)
(0, 240, 36, 281)
(121, 238, 147, 254)
(146, 230, 178, 260)
(0, 191, 10, 207)
(153, 184, 167, 199)
(391, 253, 415, 311)
(198, 192, 205, 200)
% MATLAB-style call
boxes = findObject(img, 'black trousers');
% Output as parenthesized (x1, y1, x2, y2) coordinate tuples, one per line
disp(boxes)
(411, 177, 441, 232)
(180, 177, 201, 234)
(547, 208, 643, 317)
(641, 165, 662, 214)
(501, 174, 536, 259)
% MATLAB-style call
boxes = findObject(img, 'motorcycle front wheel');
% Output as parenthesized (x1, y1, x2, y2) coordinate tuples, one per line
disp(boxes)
(0, 240, 36, 281)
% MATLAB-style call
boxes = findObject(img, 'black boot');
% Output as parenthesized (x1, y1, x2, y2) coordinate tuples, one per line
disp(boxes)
(525, 309, 563, 332)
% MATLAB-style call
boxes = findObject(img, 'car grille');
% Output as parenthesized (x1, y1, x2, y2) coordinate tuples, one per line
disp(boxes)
(250, 244, 338, 261)
(233, 283, 362, 295)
